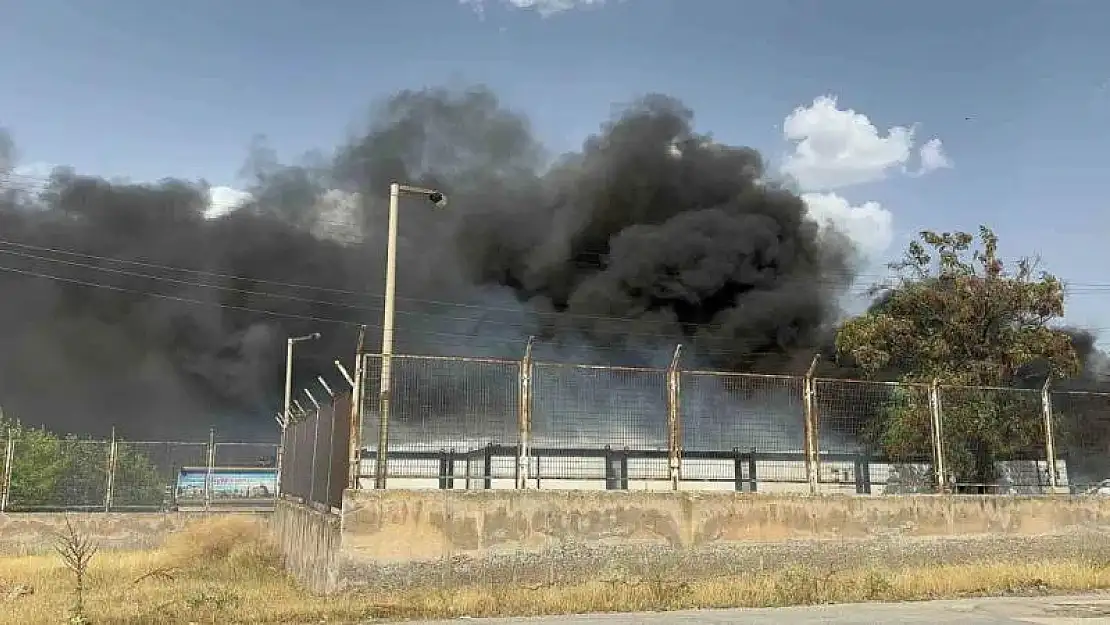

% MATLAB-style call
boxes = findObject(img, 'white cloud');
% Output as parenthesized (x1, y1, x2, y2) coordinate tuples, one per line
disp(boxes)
(801, 192, 893, 259)
(461, 0, 611, 17)
(206, 186, 252, 219)
(781, 95, 916, 191)
(918, 138, 952, 173)
(780, 95, 952, 259)
(11, 162, 56, 179)
(782, 95, 950, 192)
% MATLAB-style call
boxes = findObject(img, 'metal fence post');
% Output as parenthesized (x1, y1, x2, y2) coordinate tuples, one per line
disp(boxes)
(1041, 377, 1060, 492)
(802, 354, 820, 495)
(275, 412, 287, 498)
(325, 401, 337, 507)
(348, 326, 367, 490)
(104, 427, 118, 513)
(516, 336, 535, 489)
(305, 389, 322, 505)
(319, 377, 337, 509)
(666, 344, 684, 491)
(929, 379, 948, 493)
(1, 430, 13, 512)
(204, 427, 215, 511)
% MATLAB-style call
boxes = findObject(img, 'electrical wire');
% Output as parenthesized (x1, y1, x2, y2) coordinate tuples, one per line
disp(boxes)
(0, 237, 882, 325)
(0, 261, 806, 359)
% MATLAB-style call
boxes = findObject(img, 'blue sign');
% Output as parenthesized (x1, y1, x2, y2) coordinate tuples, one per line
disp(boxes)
(176, 467, 277, 501)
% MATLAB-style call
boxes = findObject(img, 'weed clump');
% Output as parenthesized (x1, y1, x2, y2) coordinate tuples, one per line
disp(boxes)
(52, 516, 97, 625)
(160, 516, 282, 577)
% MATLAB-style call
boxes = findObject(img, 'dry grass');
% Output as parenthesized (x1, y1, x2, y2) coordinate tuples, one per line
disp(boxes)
(1, 517, 1110, 624)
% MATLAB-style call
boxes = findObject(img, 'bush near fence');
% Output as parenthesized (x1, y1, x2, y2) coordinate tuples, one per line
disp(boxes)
(356, 353, 1109, 495)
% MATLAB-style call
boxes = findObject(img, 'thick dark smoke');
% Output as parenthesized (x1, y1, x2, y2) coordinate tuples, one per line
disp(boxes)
(0, 87, 860, 440)
(1013, 327, 1110, 486)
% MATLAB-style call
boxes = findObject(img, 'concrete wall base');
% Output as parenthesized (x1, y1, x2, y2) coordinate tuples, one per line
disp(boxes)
(270, 490, 1110, 594)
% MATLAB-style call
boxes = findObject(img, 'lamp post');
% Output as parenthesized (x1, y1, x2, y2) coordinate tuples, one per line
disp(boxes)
(375, 182, 448, 489)
(276, 332, 321, 497)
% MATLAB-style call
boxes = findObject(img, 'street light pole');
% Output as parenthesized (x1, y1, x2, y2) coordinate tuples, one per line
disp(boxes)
(375, 182, 447, 490)
(277, 332, 321, 498)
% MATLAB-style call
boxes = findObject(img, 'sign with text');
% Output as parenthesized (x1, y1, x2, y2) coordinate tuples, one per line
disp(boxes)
(175, 467, 277, 502)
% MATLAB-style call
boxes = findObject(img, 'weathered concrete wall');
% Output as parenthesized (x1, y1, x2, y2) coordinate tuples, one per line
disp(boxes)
(320, 490, 1110, 593)
(0, 511, 266, 556)
(341, 490, 1110, 561)
(272, 498, 340, 594)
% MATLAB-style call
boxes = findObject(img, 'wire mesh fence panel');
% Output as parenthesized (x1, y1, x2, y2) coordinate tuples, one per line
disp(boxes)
(283, 415, 315, 502)
(1050, 390, 1110, 493)
(680, 372, 806, 488)
(938, 385, 1047, 493)
(214, 442, 279, 468)
(531, 363, 668, 482)
(5, 438, 111, 511)
(111, 442, 207, 511)
(815, 379, 934, 494)
(306, 405, 337, 506)
(281, 403, 346, 506)
(360, 355, 382, 452)
(57, 440, 114, 510)
(361, 355, 520, 483)
(326, 395, 353, 505)
(363, 355, 521, 454)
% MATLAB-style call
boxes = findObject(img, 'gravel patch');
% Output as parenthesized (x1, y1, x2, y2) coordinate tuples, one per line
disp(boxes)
(334, 530, 1110, 591)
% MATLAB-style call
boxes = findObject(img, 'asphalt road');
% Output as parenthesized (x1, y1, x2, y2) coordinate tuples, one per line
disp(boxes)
(409, 594, 1110, 624)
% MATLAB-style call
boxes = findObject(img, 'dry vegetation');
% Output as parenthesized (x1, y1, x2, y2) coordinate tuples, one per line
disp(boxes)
(1, 517, 1110, 624)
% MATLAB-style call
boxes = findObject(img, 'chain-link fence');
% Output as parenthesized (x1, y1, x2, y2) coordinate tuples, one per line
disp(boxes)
(359, 355, 519, 488)
(1048, 389, 1110, 493)
(4, 352, 1102, 509)
(530, 363, 669, 485)
(681, 372, 806, 490)
(0, 429, 277, 512)
(354, 351, 1110, 495)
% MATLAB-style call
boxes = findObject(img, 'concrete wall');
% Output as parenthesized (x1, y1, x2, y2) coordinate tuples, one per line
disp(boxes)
(0, 511, 266, 556)
(340, 490, 1110, 560)
(308, 489, 1110, 593)
(271, 499, 340, 594)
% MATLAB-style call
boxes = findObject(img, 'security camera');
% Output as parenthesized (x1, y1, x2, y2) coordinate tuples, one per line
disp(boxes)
(427, 191, 448, 209)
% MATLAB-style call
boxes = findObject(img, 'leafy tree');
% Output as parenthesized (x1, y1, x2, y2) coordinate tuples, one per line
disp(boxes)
(111, 443, 168, 509)
(6, 427, 66, 508)
(0, 414, 166, 510)
(835, 227, 1079, 490)
(54, 436, 110, 508)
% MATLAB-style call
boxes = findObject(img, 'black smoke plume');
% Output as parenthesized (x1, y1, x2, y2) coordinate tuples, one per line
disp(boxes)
(0, 87, 860, 440)
(1013, 327, 1110, 486)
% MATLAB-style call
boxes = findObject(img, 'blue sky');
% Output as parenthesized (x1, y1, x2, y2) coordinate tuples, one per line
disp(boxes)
(2, 0, 1109, 340)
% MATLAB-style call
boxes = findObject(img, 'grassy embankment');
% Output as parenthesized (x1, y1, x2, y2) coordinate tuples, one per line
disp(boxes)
(1, 516, 1109, 624)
